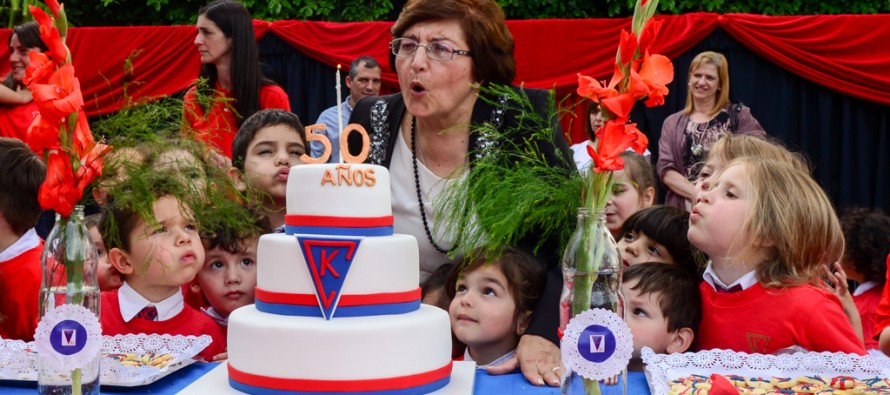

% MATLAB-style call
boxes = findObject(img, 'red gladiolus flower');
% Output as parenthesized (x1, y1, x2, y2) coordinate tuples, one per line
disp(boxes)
(577, 73, 619, 104)
(637, 52, 674, 107)
(26, 115, 62, 153)
(39, 151, 80, 217)
(29, 6, 67, 65)
(638, 19, 663, 54)
(618, 29, 638, 66)
(75, 142, 112, 193)
(45, 0, 62, 17)
(600, 93, 635, 122)
(31, 63, 84, 122)
(588, 121, 638, 172)
(23, 51, 54, 86)
(626, 123, 649, 154)
(71, 110, 95, 157)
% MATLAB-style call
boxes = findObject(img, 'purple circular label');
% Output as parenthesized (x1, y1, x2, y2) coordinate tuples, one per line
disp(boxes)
(49, 320, 88, 355)
(577, 324, 616, 363)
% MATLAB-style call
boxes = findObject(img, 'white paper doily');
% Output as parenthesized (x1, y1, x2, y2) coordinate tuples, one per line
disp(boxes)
(641, 347, 890, 395)
(0, 333, 211, 386)
(101, 333, 212, 386)
(0, 338, 37, 380)
(561, 308, 633, 380)
(34, 304, 102, 371)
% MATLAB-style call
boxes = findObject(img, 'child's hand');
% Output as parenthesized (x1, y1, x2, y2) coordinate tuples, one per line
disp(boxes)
(823, 261, 852, 300)
(206, 149, 232, 170)
(211, 351, 228, 361)
(823, 261, 864, 342)
(601, 375, 619, 385)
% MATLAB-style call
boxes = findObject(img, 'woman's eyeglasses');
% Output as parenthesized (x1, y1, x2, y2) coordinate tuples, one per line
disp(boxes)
(390, 38, 471, 61)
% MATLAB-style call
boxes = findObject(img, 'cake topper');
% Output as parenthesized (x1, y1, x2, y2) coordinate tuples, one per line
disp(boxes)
(301, 123, 370, 164)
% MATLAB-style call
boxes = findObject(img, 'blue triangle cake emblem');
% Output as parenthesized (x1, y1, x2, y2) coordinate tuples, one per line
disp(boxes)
(297, 236, 362, 320)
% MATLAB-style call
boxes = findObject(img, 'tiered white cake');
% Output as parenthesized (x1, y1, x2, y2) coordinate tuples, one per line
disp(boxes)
(227, 164, 453, 395)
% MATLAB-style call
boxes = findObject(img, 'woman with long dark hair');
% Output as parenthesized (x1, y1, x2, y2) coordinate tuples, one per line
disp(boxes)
(183, 0, 290, 160)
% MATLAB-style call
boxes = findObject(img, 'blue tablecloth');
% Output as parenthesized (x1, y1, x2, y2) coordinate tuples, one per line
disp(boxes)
(0, 362, 218, 394)
(473, 370, 650, 395)
(0, 363, 651, 394)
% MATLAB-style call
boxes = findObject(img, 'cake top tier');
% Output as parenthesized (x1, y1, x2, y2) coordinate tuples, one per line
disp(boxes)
(286, 164, 391, 220)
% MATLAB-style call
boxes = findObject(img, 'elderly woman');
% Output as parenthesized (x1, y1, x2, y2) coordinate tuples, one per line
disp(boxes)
(348, 0, 570, 387)
(657, 51, 764, 210)
(0, 22, 46, 140)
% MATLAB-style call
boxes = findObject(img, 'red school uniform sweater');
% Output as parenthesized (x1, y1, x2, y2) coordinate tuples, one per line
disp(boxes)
(0, 242, 43, 341)
(183, 84, 291, 158)
(696, 281, 866, 355)
(852, 283, 883, 349)
(870, 254, 890, 343)
(0, 102, 40, 141)
(100, 290, 226, 361)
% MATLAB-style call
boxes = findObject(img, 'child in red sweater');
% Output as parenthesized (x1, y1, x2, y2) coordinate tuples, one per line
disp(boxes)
(0, 138, 46, 341)
(837, 208, 890, 352)
(689, 157, 865, 355)
(101, 190, 225, 361)
(191, 211, 270, 345)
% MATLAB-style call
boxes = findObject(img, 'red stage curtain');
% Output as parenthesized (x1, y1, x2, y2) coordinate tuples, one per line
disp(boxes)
(1, 13, 888, 141)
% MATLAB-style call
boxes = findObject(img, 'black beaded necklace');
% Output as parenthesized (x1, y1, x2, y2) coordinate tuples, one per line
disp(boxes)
(410, 117, 456, 255)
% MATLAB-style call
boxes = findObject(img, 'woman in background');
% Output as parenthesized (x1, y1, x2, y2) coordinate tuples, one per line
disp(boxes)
(183, 0, 291, 163)
(657, 51, 763, 210)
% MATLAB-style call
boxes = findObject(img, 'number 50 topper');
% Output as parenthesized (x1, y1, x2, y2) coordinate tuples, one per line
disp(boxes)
(300, 124, 370, 164)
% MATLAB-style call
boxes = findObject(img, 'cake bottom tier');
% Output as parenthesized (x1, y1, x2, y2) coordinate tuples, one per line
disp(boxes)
(227, 305, 453, 395)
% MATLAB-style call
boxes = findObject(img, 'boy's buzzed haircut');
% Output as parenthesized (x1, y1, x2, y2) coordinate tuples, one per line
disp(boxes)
(232, 109, 306, 170)
(623, 262, 701, 333)
(0, 137, 46, 235)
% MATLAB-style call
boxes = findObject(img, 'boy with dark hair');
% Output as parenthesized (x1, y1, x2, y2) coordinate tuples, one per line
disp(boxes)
(622, 262, 701, 370)
(191, 210, 272, 335)
(0, 137, 46, 341)
(230, 109, 307, 230)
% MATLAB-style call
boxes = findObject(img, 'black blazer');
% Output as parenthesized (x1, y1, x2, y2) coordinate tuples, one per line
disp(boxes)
(348, 87, 574, 345)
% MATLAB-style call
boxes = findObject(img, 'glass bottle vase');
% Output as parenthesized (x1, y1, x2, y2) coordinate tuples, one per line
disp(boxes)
(559, 208, 626, 395)
(37, 206, 101, 395)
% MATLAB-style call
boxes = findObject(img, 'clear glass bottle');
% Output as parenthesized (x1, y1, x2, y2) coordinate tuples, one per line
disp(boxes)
(38, 206, 100, 395)
(559, 208, 626, 395)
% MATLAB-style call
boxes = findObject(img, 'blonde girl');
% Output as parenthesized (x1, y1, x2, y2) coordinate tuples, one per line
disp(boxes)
(690, 157, 865, 355)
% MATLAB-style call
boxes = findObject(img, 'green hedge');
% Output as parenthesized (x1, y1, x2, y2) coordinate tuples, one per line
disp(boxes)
(4, 0, 889, 28)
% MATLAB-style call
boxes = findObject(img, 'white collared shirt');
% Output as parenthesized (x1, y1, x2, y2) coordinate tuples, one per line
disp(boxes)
(200, 306, 228, 327)
(853, 280, 880, 297)
(0, 228, 40, 262)
(702, 261, 758, 292)
(117, 282, 184, 322)
(463, 349, 515, 369)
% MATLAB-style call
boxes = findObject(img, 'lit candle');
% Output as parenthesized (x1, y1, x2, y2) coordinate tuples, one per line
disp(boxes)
(336, 64, 343, 164)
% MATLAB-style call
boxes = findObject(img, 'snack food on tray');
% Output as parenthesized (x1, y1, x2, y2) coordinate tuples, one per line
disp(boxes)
(106, 353, 174, 368)
(668, 374, 890, 394)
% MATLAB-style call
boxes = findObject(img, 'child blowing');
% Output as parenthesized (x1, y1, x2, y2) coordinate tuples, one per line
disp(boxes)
(231, 109, 307, 230)
(0, 137, 46, 341)
(100, 185, 226, 360)
(690, 157, 865, 355)
(446, 248, 545, 368)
